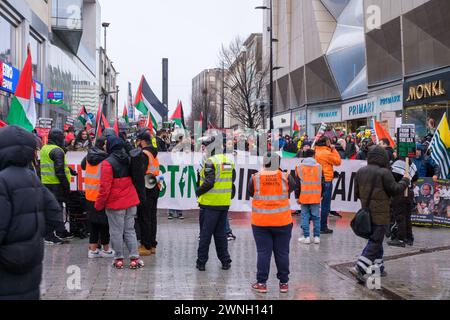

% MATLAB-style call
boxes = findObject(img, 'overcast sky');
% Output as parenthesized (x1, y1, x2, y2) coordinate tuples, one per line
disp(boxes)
(98, 0, 263, 118)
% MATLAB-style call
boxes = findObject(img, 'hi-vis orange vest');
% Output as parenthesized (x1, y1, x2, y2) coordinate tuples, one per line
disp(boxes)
(85, 163, 101, 202)
(295, 164, 322, 205)
(251, 170, 292, 227)
(143, 150, 160, 176)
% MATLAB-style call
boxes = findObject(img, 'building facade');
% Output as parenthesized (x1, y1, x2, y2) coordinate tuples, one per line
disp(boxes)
(0, 0, 117, 130)
(192, 68, 223, 128)
(263, 0, 450, 138)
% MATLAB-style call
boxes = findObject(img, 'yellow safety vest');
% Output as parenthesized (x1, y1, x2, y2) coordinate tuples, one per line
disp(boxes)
(40, 144, 71, 185)
(198, 154, 234, 207)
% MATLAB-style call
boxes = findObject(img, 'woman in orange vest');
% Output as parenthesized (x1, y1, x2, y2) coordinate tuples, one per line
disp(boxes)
(295, 149, 325, 245)
(81, 137, 114, 259)
(248, 154, 296, 294)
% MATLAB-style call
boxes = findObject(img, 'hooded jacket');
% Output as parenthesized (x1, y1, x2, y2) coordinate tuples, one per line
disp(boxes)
(315, 145, 342, 182)
(43, 129, 70, 202)
(355, 146, 410, 226)
(0, 126, 61, 300)
(294, 157, 326, 199)
(95, 136, 140, 211)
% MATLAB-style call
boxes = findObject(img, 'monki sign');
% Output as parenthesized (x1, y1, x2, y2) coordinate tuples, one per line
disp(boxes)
(406, 80, 446, 102)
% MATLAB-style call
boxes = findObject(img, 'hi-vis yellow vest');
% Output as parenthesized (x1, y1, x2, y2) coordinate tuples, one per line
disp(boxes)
(40, 144, 71, 185)
(198, 154, 234, 207)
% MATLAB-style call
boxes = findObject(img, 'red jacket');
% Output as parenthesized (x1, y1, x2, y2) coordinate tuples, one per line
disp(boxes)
(95, 154, 140, 211)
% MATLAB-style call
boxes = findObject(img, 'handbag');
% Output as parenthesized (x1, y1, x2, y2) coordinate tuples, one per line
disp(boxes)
(351, 176, 377, 239)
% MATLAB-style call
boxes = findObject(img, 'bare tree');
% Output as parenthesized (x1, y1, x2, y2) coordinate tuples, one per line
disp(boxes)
(186, 92, 219, 132)
(219, 36, 268, 130)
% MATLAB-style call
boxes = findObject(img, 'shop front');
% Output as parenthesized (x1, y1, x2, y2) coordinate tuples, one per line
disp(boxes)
(272, 112, 291, 136)
(368, 87, 403, 137)
(404, 70, 450, 139)
(341, 98, 375, 133)
(307, 104, 345, 137)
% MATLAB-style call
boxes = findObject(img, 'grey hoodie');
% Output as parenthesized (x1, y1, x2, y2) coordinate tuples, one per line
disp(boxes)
(295, 157, 326, 199)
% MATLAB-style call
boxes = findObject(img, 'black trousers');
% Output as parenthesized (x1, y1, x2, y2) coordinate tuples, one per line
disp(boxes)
(197, 207, 231, 266)
(357, 225, 387, 275)
(88, 221, 110, 245)
(391, 193, 414, 242)
(136, 187, 159, 249)
(45, 200, 66, 238)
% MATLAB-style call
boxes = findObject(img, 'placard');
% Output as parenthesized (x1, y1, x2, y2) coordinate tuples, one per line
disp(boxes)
(397, 124, 416, 158)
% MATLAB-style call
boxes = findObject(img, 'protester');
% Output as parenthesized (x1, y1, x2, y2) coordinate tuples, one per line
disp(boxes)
(0, 126, 62, 300)
(379, 138, 395, 164)
(356, 138, 374, 160)
(335, 139, 346, 159)
(248, 154, 295, 293)
(94, 135, 142, 269)
(81, 137, 114, 259)
(350, 146, 410, 283)
(64, 126, 75, 146)
(136, 132, 162, 256)
(73, 130, 92, 151)
(413, 143, 440, 181)
(40, 128, 75, 244)
(297, 141, 312, 158)
(296, 149, 324, 245)
(315, 136, 342, 234)
(344, 135, 357, 160)
(195, 137, 234, 272)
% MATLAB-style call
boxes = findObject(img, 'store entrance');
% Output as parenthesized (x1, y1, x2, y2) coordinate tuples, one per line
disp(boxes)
(347, 119, 368, 133)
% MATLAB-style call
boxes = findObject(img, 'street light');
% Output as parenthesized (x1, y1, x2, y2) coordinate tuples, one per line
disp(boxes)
(102, 22, 110, 53)
(256, 1, 276, 132)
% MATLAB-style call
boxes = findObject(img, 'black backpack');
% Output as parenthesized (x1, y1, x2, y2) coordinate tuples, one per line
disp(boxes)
(129, 148, 146, 204)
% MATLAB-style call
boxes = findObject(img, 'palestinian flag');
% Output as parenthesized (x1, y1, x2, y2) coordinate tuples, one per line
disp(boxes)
(6, 46, 36, 131)
(113, 118, 119, 135)
(122, 103, 129, 124)
(134, 75, 168, 130)
(293, 120, 300, 137)
(144, 111, 155, 134)
(94, 104, 103, 138)
(171, 100, 185, 128)
(0, 119, 7, 128)
(78, 106, 92, 126)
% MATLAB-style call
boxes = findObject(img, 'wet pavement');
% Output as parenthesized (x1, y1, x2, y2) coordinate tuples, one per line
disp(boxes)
(41, 211, 450, 300)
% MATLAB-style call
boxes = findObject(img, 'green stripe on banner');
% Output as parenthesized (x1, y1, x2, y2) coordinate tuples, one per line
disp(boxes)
(282, 150, 297, 158)
(432, 135, 450, 178)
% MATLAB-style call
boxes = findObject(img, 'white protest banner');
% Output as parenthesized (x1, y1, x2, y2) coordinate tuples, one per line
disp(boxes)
(67, 152, 365, 213)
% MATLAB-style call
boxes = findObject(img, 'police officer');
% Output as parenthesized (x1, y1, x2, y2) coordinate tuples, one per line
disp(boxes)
(136, 131, 162, 256)
(248, 154, 296, 294)
(196, 136, 234, 271)
(40, 128, 75, 244)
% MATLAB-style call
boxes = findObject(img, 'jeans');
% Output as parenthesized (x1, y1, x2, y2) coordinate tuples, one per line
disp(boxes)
(252, 224, 292, 284)
(106, 206, 139, 259)
(301, 204, 321, 238)
(321, 182, 333, 230)
(357, 224, 387, 275)
(197, 207, 231, 266)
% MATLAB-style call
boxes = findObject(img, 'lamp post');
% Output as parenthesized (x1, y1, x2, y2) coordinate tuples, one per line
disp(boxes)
(102, 22, 110, 53)
(256, 1, 274, 131)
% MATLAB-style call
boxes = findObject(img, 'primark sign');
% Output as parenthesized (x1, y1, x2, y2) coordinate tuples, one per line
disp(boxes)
(342, 99, 376, 121)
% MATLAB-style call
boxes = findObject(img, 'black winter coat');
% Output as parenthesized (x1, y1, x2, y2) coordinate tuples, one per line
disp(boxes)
(0, 126, 62, 300)
(44, 129, 70, 202)
(355, 146, 409, 226)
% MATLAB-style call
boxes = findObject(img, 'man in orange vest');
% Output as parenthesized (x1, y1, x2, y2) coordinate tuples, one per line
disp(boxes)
(81, 137, 114, 259)
(295, 149, 325, 245)
(136, 132, 162, 256)
(248, 154, 296, 294)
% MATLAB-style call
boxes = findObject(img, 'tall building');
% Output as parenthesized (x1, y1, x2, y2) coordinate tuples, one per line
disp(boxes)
(263, 0, 450, 138)
(191, 68, 223, 128)
(0, 0, 118, 129)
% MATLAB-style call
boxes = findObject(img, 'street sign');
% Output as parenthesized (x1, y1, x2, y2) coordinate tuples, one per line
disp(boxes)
(47, 91, 64, 105)
(398, 124, 416, 158)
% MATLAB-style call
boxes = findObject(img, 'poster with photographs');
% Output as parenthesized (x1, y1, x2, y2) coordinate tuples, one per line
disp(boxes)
(412, 178, 450, 228)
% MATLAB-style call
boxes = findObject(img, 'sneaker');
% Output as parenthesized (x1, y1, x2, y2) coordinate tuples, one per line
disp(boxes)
(279, 283, 289, 293)
(44, 234, 64, 245)
(100, 250, 115, 258)
(227, 233, 237, 241)
(196, 263, 206, 271)
(387, 239, 406, 248)
(55, 230, 75, 240)
(168, 214, 174, 220)
(150, 247, 156, 255)
(314, 237, 321, 244)
(298, 237, 311, 244)
(222, 263, 231, 270)
(138, 245, 152, 256)
(129, 258, 144, 270)
(177, 214, 185, 220)
(112, 259, 124, 270)
(349, 267, 366, 284)
(88, 249, 101, 259)
(405, 239, 414, 246)
(320, 228, 334, 235)
(251, 283, 268, 294)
